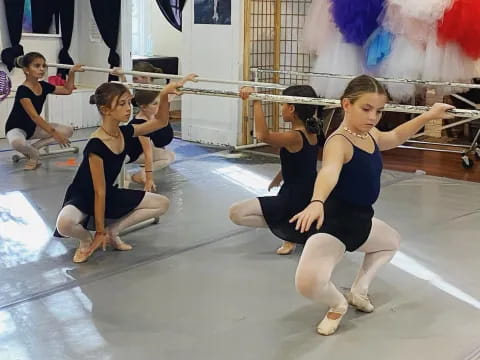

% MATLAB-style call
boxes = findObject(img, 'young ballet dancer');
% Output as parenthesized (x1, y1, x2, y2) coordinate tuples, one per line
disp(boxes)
(55, 78, 192, 263)
(5, 52, 84, 170)
(229, 85, 325, 255)
(112, 69, 193, 188)
(125, 89, 176, 189)
(288, 75, 454, 335)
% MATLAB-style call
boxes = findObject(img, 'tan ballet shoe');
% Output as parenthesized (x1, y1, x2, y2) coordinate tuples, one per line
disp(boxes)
(276, 241, 296, 255)
(316, 307, 348, 336)
(72, 240, 93, 263)
(110, 236, 133, 251)
(73, 247, 90, 263)
(24, 159, 41, 171)
(131, 172, 146, 185)
(347, 292, 374, 313)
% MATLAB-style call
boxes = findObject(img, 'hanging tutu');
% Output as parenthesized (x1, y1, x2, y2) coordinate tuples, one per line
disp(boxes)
(330, 0, 385, 46)
(437, 0, 480, 60)
(378, 35, 425, 101)
(381, 3, 432, 46)
(364, 27, 394, 70)
(303, 0, 336, 56)
(386, 0, 453, 23)
(423, 31, 476, 82)
(310, 30, 363, 99)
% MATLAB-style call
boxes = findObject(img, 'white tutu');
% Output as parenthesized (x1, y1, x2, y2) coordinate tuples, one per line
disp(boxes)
(381, 0, 454, 46)
(422, 31, 475, 83)
(382, 4, 431, 46)
(385, 0, 454, 23)
(378, 35, 425, 101)
(475, 61, 480, 78)
(310, 30, 363, 99)
(302, 0, 336, 56)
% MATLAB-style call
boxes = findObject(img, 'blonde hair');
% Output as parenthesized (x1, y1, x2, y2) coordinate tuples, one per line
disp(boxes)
(340, 75, 389, 104)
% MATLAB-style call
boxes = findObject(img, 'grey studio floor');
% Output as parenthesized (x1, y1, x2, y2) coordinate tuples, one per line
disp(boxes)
(0, 129, 479, 360)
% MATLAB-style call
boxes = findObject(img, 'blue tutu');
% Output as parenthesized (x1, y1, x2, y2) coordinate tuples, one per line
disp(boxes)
(364, 27, 393, 69)
(331, 0, 385, 46)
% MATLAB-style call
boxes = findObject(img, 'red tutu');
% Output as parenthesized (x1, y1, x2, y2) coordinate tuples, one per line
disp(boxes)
(437, 0, 480, 60)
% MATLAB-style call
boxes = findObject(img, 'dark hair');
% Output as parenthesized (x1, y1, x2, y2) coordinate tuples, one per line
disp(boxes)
(340, 75, 389, 104)
(15, 52, 46, 68)
(132, 61, 163, 74)
(89, 83, 130, 113)
(134, 90, 160, 106)
(282, 85, 323, 134)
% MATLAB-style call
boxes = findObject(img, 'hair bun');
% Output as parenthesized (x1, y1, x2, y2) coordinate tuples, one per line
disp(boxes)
(89, 94, 96, 104)
(305, 116, 321, 134)
(14, 56, 24, 68)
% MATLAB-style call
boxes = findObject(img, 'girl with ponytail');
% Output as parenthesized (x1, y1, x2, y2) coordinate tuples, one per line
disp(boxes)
(229, 85, 325, 255)
(5, 52, 84, 170)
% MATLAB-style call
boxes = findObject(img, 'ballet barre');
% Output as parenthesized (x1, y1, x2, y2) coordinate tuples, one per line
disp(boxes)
(252, 68, 480, 90)
(11, 144, 79, 163)
(118, 81, 480, 166)
(251, 68, 480, 166)
(116, 81, 480, 118)
(48, 63, 288, 91)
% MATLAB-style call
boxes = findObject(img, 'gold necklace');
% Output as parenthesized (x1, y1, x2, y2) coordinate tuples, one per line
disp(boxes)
(343, 126, 368, 139)
(101, 126, 120, 138)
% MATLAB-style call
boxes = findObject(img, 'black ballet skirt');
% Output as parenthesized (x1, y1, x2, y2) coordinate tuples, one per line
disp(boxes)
(55, 125, 145, 235)
(125, 117, 174, 163)
(258, 130, 324, 244)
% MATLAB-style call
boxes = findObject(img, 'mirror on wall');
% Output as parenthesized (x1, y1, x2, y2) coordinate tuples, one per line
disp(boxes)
(22, 0, 60, 35)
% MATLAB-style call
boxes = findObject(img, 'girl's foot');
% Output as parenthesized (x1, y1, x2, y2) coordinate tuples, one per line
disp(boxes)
(316, 302, 348, 336)
(276, 241, 296, 255)
(110, 235, 133, 251)
(24, 158, 41, 171)
(73, 239, 92, 263)
(347, 292, 374, 313)
(131, 172, 146, 185)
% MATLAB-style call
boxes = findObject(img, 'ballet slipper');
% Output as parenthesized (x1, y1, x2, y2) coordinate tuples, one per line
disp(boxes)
(347, 292, 375, 313)
(72, 239, 93, 263)
(316, 306, 348, 336)
(77, 232, 109, 262)
(73, 247, 90, 263)
(131, 172, 146, 185)
(110, 235, 133, 251)
(276, 241, 296, 255)
(24, 159, 41, 171)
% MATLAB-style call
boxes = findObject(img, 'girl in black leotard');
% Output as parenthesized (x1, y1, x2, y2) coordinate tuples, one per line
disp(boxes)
(229, 85, 325, 255)
(290, 75, 454, 336)
(5, 52, 84, 170)
(55, 79, 193, 263)
(125, 90, 177, 190)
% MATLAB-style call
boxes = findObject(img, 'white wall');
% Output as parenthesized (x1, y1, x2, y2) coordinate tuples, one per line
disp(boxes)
(0, 1, 132, 138)
(148, 0, 182, 58)
(181, 0, 244, 146)
(0, 0, 131, 87)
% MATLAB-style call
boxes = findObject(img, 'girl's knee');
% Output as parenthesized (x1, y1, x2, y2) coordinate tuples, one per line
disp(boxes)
(169, 151, 176, 163)
(58, 125, 74, 138)
(149, 193, 169, 214)
(228, 203, 243, 225)
(295, 268, 329, 299)
(56, 215, 75, 237)
(9, 137, 27, 150)
(390, 229, 401, 251)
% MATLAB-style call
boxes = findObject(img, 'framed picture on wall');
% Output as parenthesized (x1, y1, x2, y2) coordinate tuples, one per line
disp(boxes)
(194, 0, 231, 25)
